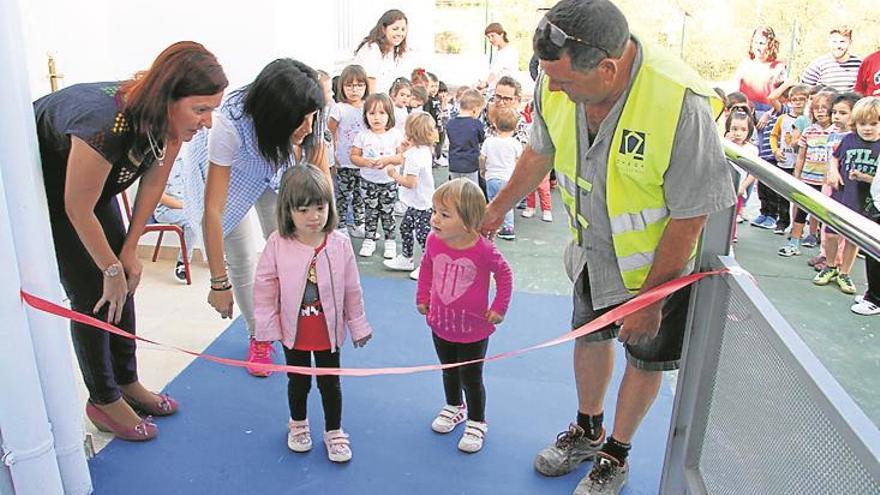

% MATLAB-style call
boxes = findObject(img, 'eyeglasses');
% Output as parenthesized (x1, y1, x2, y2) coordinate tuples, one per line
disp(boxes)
(344, 83, 367, 89)
(493, 95, 517, 104)
(537, 16, 610, 58)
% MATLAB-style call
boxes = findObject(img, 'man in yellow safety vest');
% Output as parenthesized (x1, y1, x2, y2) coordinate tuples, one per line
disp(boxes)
(481, 1, 735, 493)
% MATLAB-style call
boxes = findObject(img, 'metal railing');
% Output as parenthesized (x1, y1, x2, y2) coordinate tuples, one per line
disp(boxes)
(660, 145, 880, 494)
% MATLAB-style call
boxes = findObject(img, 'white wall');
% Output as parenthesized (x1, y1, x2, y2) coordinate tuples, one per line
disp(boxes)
(16, 0, 433, 256)
(19, 1, 434, 98)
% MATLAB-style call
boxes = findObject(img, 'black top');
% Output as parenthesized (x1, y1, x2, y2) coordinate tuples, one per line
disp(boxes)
(446, 116, 485, 173)
(34, 82, 158, 214)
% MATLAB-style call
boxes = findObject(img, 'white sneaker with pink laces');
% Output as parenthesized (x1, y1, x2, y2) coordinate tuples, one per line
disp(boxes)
(323, 429, 352, 463)
(431, 404, 467, 433)
(458, 420, 488, 453)
(287, 419, 312, 452)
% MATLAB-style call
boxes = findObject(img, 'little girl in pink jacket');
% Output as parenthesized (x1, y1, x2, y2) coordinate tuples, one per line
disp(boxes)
(253, 165, 372, 464)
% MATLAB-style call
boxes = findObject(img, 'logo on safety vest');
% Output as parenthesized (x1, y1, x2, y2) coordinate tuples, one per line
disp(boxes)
(620, 129, 646, 160)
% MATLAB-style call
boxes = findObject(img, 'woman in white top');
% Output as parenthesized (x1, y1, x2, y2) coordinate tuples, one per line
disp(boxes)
(478, 23, 519, 91)
(353, 9, 411, 96)
(185, 58, 330, 377)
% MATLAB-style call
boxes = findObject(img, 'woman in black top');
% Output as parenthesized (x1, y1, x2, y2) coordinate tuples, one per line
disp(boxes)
(34, 41, 227, 441)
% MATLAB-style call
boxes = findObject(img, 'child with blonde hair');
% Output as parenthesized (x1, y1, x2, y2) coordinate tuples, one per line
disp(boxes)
(253, 165, 372, 463)
(480, 107, 522, 240)
(416, 178, 513, 453)
(384, 113, 439, 280)
(820, 95, 880, 295)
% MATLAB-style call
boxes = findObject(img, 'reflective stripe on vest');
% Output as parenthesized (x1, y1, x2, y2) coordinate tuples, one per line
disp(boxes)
(541, 40, 722, 292)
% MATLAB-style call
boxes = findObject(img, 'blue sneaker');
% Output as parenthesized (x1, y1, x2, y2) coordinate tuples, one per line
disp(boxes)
(750, 215, 768, 227)
(802, 233, 819, 248)
(760, 217, 777, 230)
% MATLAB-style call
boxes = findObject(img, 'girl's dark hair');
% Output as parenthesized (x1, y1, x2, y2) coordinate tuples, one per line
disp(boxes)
(426, 72, 439, 83)
(726, 110, 755, 140)
(749, 26, 780, 62)
(276, 164, 337, 238)
(356, 9, 408, 60)
(485, 22, 509, 43)
(363, 93, 396, 130)
(438, 81, 448, 93)
(331, 75, 342, 102)
(231, 58, 324, 166)
(390, 77, 412, 97)
(832, 92, 861, 110)
(337, 65, 369, 103)
(120, 41, 228, 153)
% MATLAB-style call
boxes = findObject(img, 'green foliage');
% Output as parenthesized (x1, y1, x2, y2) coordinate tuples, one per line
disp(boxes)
(435, 31, 463, 54)
(437, 0, 880, 82)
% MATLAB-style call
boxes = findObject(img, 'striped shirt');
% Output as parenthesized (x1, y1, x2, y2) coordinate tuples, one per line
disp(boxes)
(798, 123, 835, 186)
(800, 54, 863, 92)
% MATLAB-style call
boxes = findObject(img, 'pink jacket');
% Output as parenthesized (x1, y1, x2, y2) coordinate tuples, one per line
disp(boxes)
(253, 230, 372, 351)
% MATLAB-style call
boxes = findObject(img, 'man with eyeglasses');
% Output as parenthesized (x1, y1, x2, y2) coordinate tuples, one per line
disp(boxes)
(480, 1, 734, 493)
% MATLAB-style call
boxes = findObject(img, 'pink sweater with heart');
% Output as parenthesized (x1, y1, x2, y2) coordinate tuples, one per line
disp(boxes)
(416, 233, 513, 343)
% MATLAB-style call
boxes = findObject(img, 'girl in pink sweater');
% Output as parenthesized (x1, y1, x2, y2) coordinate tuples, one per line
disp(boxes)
(416, 178, 513, 453)
(253, 165, 372, 463)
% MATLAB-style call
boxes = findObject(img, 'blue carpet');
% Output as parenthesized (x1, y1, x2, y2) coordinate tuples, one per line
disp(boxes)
(89, 276, 674, 494)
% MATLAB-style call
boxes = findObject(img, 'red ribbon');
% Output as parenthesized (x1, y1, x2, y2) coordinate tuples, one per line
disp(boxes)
(20, 269, 727, 377)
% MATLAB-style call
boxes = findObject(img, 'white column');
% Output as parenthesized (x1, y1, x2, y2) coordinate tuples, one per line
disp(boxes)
(0, 0, 92, 492)
(0, 174, 65, 495)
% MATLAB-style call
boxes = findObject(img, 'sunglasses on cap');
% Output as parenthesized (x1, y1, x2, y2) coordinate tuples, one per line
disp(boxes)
(537, 16, 610, 58)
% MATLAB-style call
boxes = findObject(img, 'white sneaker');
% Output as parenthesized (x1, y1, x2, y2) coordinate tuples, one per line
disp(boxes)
(384, 255, 414, 271)
(521, 207, 535, 218)
(431, 404, 467, 433)
(323, 429, 352, 463)
(349, 224, 366, 239)
(542, 210, 553, 222)
(359, 239, 376, 257)
(458, 420, 487, 453)
(287, 419, 312, 453)
(851, 298, 880, 316)
(383, 240, 397, 259)
(409, 266, 420, 280)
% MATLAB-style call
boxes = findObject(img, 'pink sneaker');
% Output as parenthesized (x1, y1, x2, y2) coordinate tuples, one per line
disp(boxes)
(246, 340, 274, 377)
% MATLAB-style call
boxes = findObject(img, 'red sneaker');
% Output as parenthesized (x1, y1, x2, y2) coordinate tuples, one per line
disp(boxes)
(247, 340, 274, 377)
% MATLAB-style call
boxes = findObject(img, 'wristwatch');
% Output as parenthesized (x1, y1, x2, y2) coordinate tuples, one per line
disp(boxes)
(103, 262, 122, 278)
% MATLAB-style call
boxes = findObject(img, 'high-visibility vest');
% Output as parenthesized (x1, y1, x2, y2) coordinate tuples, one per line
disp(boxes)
(541, 42, 722, 292)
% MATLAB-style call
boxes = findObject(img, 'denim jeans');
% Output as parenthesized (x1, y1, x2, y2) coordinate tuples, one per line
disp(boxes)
(225, 188, 277, 337)
(153, 207, 199, 262)
(486, 178, 513, 230)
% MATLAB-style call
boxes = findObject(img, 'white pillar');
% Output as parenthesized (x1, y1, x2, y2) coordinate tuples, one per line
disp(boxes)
(0, 0, 93, 493)
(0, 174, 65, 495)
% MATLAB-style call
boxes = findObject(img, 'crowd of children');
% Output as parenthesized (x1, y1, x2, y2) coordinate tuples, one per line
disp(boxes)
(723, 79, 880, 316)
(140, 24, 879, 470)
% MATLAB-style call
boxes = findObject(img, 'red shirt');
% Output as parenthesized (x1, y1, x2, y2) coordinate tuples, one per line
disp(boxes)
(855, 50, 880, 97)
(293, 237, 331, 351)
(737, 59, 786, 106)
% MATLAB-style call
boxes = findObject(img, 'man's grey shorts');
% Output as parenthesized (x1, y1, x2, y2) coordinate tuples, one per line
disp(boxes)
(572, 266, 692, 371)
